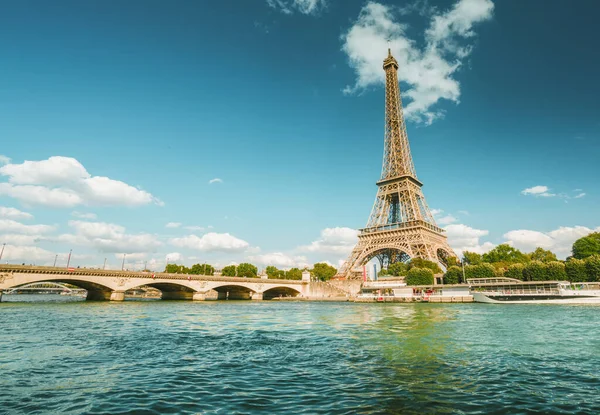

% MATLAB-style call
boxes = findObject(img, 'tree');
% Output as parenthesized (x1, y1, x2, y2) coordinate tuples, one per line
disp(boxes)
(443, 266, 462, 284)
(529, 247, 558, 263)
(409, 258, 442, 274)
(546, 261, 567, 281)
(464, 263, 495, 279)
(190, 263, 214, 275)
(222, 265, 236, 277)
(482, 244, 528, 264)
(237, 263, 258, 278)
(445, 256, 459, 267)
(311, 263, 337, 281)
(523, 261, 546, 281)
(572, 233, 600, 259)
(463, 251, 482, 265)
(504, 263, 525, 280)
(266, 266, 284, 279)
(406, 268, 434, 286)
(386, 262, 409, 276)
(165, 263, 184, 273)
(585, 255, 600, 282)
(286, 268, 303, 280)
(565, 259, 587, 282)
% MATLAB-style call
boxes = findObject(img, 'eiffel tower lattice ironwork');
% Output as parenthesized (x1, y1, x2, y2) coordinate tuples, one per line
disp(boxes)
(337, 49, 456, 279)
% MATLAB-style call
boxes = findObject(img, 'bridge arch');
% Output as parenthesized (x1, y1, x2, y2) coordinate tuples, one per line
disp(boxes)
(3, 277, 115, 301)
(356, 244, 413, 270)
(211, 284, 256, 300)
(127, 282, 197, 300)
(263, 286, 301, 300)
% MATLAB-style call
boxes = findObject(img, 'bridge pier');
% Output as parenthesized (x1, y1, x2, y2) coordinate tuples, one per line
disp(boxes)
(193, 292, 206, 301)
(0, 290, 3, 302)
(217, 291, 228, 300)
(251, 292, 263, 301)
(110, 291, 126, 301)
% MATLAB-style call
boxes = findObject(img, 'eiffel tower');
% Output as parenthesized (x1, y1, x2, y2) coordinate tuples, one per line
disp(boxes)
(338, 49, 456, 279)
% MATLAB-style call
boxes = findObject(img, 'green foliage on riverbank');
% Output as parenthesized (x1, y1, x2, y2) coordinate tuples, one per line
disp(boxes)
(164, 263, 214, 275)
(405, 268, 434, 286)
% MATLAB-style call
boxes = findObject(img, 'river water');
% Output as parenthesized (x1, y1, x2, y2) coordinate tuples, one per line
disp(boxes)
(1, 295, 599, 414)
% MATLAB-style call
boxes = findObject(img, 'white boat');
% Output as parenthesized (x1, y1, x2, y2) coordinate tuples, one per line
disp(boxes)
(468, 278, 600, 304)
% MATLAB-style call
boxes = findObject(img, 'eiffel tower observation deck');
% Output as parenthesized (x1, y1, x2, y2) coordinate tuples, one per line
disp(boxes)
(338, 49, 456, 279)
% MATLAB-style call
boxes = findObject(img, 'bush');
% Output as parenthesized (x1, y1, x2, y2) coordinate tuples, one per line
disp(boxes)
(504, 263, 525, 280)
(464, 263, 495, 279)
(387, 262, 409, 276)
(523, 261, 546, 281)
(405, 268, 434, 286)
(409, 258, 442, 274)
(565, 258, 587, 282)
(585, 255, 600, 282)
(546, 261, 567, 281)
(443, 266, 462, 284)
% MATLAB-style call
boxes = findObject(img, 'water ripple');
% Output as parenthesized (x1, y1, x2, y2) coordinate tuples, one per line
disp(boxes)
(1, 297, 600, 414)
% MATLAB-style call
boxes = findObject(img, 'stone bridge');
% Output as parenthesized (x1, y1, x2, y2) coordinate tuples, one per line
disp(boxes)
(0, 265, 308, 301)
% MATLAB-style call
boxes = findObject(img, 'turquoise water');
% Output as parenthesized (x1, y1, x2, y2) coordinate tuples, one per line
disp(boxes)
(1, 296, 599, 414)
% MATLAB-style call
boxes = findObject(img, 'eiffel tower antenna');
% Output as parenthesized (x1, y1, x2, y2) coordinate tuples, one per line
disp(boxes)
(337, 49, 456, 279)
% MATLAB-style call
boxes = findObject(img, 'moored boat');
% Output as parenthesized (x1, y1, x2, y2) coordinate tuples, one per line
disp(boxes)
(468, 278, 600, 304)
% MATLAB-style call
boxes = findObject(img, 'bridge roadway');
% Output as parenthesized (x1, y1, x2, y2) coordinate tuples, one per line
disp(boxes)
(0, 265, 308, 301)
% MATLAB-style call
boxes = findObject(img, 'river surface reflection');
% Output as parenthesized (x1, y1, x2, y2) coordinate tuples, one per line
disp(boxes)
(1, 295, 599, 414)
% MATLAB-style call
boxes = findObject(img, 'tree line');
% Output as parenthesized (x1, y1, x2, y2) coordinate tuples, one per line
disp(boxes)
(443, 232, 600, 284)
(163, 262, 338, 281)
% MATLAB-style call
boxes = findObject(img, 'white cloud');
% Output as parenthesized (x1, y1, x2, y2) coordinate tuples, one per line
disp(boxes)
(166, 252, 183, 262)
(0, 234, 41, 246)
(165, 222, 182, 228)
(574, 192, 586, 199)
(342, 0, 494, 124)
(56, 220, 162, 254)
(0, 206, 33, 220)
(445, 223, 494, 257)
(0, 219, 55, 235)
(430, 208, 444, 216)
(170, 232, 250, 252)
(184, 225, 205, 231)
(0, 155, 11, 165)
(437, 214, 458, 225)
(208, 178, 223, 184)
(114, 252, 147, 261)
(248, 252, 309, 268)
(521, 185, 555, 197)
(299, 227, 359, 255)
(504, 226, 600, 258)
(267, 0, 327, 15)
(0, 156, 162, 208)
(0, 244, 55, 262)
(458, 210, 470, 215)
(71, 211, 97, 220)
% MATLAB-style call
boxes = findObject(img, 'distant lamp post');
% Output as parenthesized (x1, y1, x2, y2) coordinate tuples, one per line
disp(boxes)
(53, 254, 58, 267)
(66, 249, 72, 268)
(103, 258, 107, 270)
(0, 243, 5, 261)
(121, 254, 126, 271)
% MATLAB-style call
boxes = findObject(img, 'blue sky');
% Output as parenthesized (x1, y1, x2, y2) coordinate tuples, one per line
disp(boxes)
(0, 0, 598, 270)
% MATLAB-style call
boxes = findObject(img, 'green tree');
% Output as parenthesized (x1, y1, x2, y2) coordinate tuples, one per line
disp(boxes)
(286, 268, 303, 280)
(464, 263, 495, 279)
(311, 263, 337, 281)
(529, 247, 558, 263)
(165, 263, 185, 273)
(572, 232, 600, 259)
(504, 263, 525, 280)
(565, 258, 587, 282)
(523, 261, 546, 281)
(463, 251, 482, 265)
(190, 263, 214, 275)
(386, 262, 409, 276)
(266, 266, 284, 279)
(443, 266, 462, 284)
(222, 265, 236, 277)
(482, 244, 528, 264)
(237, 263, 258, 278)
(546, 261, 567, 281)
(445, 256, 459, 267)
(585, 255, 600, 282)
(405, 268, 434, 286)
(409, 258, 442, 274)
